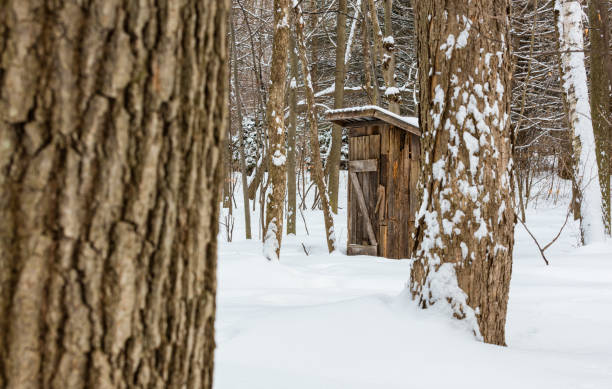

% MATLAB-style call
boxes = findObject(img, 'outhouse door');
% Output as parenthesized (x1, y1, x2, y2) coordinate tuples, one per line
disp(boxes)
(347, 132, 380, 256)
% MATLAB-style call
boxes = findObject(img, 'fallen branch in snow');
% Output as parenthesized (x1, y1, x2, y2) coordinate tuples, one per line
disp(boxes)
(301, 243, 310, 256)
(516, 204, 572, 266)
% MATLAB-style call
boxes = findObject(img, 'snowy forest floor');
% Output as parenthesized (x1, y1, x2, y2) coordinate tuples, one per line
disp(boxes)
(215, 172, 612, 389)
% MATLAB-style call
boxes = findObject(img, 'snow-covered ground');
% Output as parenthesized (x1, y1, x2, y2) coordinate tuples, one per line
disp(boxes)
(215, 173, 612, 389)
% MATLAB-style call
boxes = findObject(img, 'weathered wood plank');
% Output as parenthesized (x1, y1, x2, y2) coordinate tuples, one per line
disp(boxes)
(347, 244, 377, 256)
(349, 159, 377, 172)
(381, 125, 390, 155)
(375, 185, 385, 218)
(350, 126, 380, 136)
(350, 170, 377, 246)
(380, 225, 388, 257)
(355, 137, 364, 244)
(343, 119, 387, 128)
(362, 136, 371, 245)
(369, 134, 380, 255)
(399, 135, 411, 258)
(385, 129, 398, 258)
(348, 136, 356, 246)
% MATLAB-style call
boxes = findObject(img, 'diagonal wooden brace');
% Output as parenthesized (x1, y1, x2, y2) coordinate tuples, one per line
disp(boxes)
(350, 171, 378, 246)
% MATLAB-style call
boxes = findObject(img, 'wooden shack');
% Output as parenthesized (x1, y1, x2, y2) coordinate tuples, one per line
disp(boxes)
(326, 106, 420, 259)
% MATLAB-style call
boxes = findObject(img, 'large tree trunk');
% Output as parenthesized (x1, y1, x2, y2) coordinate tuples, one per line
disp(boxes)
(327, 0, 347, 214)
(410, 0, 515, 346)
(287, 36, 299, 235)
(263, 0, 291, 260)
(587, 0, 612, 235)
(555, 0, 606, 244)
(0, 1, 227, 388)
(293, 1, 337, 253)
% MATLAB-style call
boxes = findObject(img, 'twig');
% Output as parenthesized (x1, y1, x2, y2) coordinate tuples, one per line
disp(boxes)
(542, 206, 572, 252)
(517, 214, 549, 265)
(301, 242, 310, 256)
(299, 181, 316, 210)
(516, 204, 572, 266)
(299, 208, 310, 235)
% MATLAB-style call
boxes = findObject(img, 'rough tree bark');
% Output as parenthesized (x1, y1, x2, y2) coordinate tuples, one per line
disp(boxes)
(263, 0, 291, 260)
(410, 0, 515, 346)
(287, 36, 299, 235)
(0, 0, 228, 388)
(231, 15, 252, 240)
(327, 0, 347, 214)
(555, 0, 606, 244)
(293, 1, 337, 253)
(362, 0, 377, 104)
(587, 0, 612, 235)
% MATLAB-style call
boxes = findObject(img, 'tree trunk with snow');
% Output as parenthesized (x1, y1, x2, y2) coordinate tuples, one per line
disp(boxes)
(327, 0, 347, 214)
(263, 0, 291, 260)
(287, 35, 299, 235)
(555, 0, 606, 244)
(410, 0, 515, 346)
(383, 0, 400, 113)
(0, 0, 227, 387)
(367, 0, 400, 113)
(293, 2, 337, 253)
(587, 0, 612, 235)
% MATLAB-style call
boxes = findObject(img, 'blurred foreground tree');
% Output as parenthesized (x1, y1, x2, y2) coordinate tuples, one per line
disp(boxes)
(0, 0, 228, 387)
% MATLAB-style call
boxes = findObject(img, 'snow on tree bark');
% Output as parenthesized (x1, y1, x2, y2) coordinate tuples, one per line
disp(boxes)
(263, 0, 291, 260)
(410, 0, 515, 346)
(0, 0, 228, 387)
(555, 0, 606, 244)
(287, 36, 299, 235)
(345, 0, 363, 66)
(367, 0, 400, 113)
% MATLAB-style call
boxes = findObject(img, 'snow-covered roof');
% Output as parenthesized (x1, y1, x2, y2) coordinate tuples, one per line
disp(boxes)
(325, 105, 420, 136)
